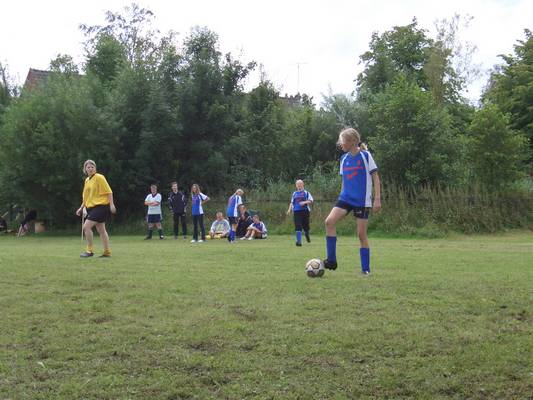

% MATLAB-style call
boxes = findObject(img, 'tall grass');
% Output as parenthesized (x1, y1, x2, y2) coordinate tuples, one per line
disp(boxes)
(8, 168, 531, 237)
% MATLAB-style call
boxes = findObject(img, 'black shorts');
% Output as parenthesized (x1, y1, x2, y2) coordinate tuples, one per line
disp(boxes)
(86, 205, 110, 223)
(147, 214, 162, 223)
(228, 216, 238, 225)
(293, 210, 310, 231)
(335, 200, 370, 220)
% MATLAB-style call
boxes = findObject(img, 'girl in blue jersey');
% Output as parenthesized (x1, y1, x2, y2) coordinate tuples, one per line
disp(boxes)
(324, 128, 381, 274)
(226, 189, 244, 243)
(190, 184, 209, 243)
(286, 179, 314, 247)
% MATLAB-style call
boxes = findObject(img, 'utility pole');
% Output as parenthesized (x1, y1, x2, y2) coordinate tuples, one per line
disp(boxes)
(294, 62, 308, 94)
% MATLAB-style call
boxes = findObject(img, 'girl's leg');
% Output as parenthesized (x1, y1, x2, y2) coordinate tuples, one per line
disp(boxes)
(83, 219, 98, 253)
(95, 222, 111, 256)
(193, 216, 198, 241)
(230, 223, 237, 242)
(173, 213, 179, 238)
(146, 222, 154, 239)
(155, 222, 163, 239)
(357, 218, 371, 274)
(181, 214, 187, 238)
(294, 212, 302, 246)
(303, 210, 311, 243)
(199, 215, 205, 241)
(324, 207, 348, 268)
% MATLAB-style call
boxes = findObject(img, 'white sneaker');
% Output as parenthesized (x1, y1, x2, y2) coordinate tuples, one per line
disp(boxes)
(240, 237, 246, 240)
(198, 239, 204, 243)
(190, 239, 197, 243)
(247, 237, 253, 240)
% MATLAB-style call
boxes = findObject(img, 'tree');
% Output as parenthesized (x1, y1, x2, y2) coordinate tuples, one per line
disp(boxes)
(468, 104, 527, 189)
(49, 54, 79, 75)
(0, 74, 111, 225)
(0, 62, 17, 115)
(424, 14, 480, 105)
(369, 75, 462, 186)
(484, 30, 533, 157)
(85, 34, 127, 85)
(357, 19, 432, 97)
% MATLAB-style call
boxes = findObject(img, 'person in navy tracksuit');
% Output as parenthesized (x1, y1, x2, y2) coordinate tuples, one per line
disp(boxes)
(324, 128, 381, 275)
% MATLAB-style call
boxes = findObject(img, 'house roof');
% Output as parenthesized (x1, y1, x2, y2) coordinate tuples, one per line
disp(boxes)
(23, 68, 53, 90)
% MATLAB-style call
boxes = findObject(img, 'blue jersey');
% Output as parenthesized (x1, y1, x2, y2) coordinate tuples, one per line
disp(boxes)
(191, 192, 208, 216)
(226, 194, 243, 218)
(339, 150, 378, 207)
(252, 221, 267, 234)
(291, 190, 313, 212)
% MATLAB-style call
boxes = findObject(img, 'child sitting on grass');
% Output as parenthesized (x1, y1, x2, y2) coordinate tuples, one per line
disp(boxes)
(241, 214, 267, 240)
(208, 212, 230, 239)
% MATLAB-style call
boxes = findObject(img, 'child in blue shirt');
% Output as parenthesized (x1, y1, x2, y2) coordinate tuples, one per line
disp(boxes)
(242, 214, 267, 240)
(286, 179, 313, 247)
(226, 189, 243, 243)
(324, 128, 381, 274)
(190, 183, 209, 243)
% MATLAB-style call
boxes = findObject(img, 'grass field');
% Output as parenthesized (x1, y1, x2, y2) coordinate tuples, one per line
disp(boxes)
(0, 232, 532, 399)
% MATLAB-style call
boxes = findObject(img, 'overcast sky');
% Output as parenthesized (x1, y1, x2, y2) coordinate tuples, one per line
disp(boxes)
(1, 0, 531, 104)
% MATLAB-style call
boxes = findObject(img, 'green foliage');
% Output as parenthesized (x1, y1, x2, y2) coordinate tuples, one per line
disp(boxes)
(467, 104, 528, 189)
(0, 6, 530, 229)
(484, 29, 533, 157)
(357, 19, 431, 97)
(0, 62, 17, 116)
(369, 75, 463, 186)
(0, 75, 109, 224)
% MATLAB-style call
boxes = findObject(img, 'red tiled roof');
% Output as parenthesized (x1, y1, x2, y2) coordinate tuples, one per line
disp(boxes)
(23, 68, 52, 90)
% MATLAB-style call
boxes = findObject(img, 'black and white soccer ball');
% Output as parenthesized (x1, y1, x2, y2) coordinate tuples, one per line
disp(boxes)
(306, 258, 325, 278)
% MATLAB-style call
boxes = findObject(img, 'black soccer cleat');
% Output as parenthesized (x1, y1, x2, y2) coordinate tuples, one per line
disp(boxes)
(305, 232, 311, 243)
(323, 259, 337, 270)
(80, 251, 94, 258)
(296, 241, 302, 247)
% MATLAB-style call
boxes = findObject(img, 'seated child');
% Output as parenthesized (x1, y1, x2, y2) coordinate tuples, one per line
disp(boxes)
(17, 209, 37, 237)
(209, 212, 231, 239)
(0, 216, 7, 233)
(236, 205, 252, 238)
(242, 214, 267, 240)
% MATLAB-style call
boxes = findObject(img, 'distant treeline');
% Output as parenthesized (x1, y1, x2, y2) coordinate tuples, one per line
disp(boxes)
(0, 5, 531, 230)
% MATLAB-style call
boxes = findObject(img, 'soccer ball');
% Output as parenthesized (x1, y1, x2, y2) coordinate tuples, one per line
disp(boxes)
(306, 258, 325, 278)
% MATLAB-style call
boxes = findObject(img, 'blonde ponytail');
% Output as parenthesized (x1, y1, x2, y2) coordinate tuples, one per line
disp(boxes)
(338, 128, 368, 150)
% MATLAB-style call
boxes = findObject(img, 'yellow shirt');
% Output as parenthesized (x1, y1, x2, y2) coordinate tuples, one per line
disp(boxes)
(83, 173, 113, 208)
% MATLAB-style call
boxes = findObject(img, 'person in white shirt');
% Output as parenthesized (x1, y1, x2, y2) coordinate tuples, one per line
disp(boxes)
(144, 184, 164, 239)
(208, 212, 231, 239)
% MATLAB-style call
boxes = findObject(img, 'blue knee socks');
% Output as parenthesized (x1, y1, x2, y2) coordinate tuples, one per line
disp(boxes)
(326, 236, 337, 262)
(360, 247, 370, 273)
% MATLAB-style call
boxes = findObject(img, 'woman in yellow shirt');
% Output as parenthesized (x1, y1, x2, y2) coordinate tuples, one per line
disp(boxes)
(76, 160, 116, 257)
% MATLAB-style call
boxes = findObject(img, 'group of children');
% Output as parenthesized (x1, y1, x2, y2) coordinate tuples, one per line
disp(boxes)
(77, 127, 382, 275)
(144, 186, 268, 243)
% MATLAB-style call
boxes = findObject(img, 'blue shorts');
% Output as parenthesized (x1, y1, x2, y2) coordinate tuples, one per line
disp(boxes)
(228, 216, 238, 225)
(147, 214, 162, 223)
(335, 200, 370, 220)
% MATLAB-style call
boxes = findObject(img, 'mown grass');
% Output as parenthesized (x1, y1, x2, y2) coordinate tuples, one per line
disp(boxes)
(0, 232, 532, 399)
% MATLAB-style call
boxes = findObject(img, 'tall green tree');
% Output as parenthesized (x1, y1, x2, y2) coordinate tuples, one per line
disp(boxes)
(0, 74, 110, 224)
(369, 75, 462, 186)
(0, 62, 16, 115)
(468, 104, 527, 190)
(357, 19, 431, 98)
(484, 30, 533, 157)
